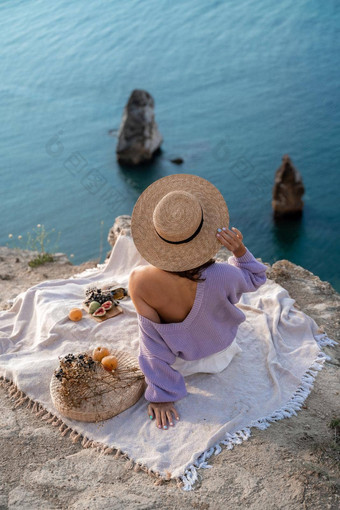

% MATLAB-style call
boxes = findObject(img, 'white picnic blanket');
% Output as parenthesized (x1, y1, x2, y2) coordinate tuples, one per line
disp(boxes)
(0, 233, 337, 490)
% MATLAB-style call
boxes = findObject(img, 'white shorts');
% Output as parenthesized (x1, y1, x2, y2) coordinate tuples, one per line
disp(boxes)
(170, 339, 243, 377)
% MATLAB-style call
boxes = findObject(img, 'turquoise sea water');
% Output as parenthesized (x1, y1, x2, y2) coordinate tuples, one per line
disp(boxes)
(1, 0, 339, 290)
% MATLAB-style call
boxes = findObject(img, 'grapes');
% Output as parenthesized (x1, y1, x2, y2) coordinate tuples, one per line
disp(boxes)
(84, 285, 126, 309)
(88, 290, 112, 304)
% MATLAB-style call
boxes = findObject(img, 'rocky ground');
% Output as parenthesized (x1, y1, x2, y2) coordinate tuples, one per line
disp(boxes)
(0, 242, 339, 509)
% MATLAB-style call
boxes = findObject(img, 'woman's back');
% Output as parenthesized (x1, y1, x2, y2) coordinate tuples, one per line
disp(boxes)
(140, 266, 201, 324)
(136, 247, 268, 402)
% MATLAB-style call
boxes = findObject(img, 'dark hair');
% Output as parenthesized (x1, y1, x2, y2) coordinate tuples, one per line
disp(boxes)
(164, 257, 216, 282)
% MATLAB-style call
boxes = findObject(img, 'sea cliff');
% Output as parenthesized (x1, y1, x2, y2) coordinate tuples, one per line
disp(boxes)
(0, 219, 339, 508)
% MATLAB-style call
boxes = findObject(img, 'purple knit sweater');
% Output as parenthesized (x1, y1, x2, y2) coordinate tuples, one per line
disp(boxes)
(137, 247, 268, 403)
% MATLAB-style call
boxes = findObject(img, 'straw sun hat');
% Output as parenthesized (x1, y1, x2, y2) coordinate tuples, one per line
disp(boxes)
(131, 174, 229, 272)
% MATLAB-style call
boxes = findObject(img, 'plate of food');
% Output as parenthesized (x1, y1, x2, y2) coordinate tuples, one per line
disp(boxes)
(82, 284, 129, 322)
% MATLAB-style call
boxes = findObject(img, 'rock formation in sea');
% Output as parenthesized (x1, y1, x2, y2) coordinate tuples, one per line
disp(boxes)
(272, 154, 305, 218)
(116, 89, 163, 165)
(170, 157, 184, 165)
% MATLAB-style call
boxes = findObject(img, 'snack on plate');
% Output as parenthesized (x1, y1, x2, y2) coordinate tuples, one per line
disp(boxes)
(102, 301, 113, 311)
(89, 301, 101, 314)
(93, 306, 106, 317)
(84, 285, 128, 308)
(50, 350, 145, 422)
(109, 287, 128, 300)
(83, 285, 127, 322)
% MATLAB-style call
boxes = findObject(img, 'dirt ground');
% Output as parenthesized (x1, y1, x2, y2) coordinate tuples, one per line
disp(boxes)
(0, 245, 339, 509)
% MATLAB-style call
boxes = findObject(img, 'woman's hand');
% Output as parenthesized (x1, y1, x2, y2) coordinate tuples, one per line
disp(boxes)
(216, 226, 246, 257)
(148, 401, 180, 430)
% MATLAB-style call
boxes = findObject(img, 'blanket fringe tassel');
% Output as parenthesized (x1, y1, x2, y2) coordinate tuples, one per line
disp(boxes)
(177, 331, 338, 491)
(0, 331, 337, 491)
(0, 377, 177, 488)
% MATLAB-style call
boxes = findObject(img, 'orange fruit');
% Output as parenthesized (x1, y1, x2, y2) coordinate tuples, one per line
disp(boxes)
(68, 308, 83, 321)
(92, 346, 110, 362)
(101, 355, 118, 372)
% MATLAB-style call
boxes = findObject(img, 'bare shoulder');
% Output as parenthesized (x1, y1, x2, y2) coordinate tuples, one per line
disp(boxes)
(128, 265, 165, 300)
(129, 265, 158, 288)
(128, 266, 162, 322)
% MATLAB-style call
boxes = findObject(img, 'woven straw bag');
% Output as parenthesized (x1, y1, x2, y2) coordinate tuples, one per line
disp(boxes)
(50, 350, 145, 422)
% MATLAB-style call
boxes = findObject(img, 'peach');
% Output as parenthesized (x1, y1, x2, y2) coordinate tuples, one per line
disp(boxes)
(92, 346, 110, 362)
(101, 355, 118, 372)
(68, 308, 83, 321)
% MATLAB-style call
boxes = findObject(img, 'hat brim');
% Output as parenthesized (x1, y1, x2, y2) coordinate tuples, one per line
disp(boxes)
(131, 174, 229, 271)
